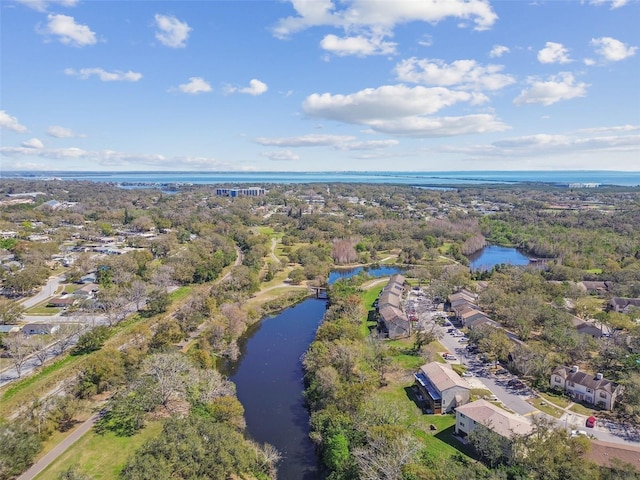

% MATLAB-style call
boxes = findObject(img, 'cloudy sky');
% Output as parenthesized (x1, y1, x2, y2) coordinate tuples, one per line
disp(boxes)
(1, 0, 638, 172)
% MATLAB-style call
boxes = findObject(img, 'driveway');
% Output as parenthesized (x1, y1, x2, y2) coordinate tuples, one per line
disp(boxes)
(436, 321, 537, 416)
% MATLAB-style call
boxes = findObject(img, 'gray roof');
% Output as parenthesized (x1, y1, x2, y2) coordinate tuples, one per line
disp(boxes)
(553, 366, 618, 394)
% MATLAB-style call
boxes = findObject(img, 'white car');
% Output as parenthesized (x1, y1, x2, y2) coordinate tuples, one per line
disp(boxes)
(570, 430, 588, 438)
(461, 372, 474, 377)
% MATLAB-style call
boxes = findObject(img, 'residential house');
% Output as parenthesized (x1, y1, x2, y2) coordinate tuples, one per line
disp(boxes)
(588, 440, 640, 471)
(48, 297, 77, 308)
(551, 366, 622, 410)
(378, 305, 411, 339)
(72, 283, 99, 298)
(376, 274, 410, 339)
(449, 289, 477, 304)
(414, 362, 471, 414)
(609, 297, 640, 314)
(579, 281, 613, 295)
(571, 316, 604, 338)
(460, 309, 492, 327)
(0, 325, 22, 334)
(455, 399, 532, 459)
(24, 323, 60, 335)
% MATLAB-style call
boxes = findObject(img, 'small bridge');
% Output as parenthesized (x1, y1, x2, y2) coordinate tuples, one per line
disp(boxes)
(309, 286, 328, 299)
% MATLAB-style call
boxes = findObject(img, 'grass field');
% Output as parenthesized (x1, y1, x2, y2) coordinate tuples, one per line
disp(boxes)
(36, 421, 163, 480)
(529, 397, 563, 418)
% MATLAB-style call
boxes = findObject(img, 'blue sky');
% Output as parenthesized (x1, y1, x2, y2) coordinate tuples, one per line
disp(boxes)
(1, 0, 638, 172)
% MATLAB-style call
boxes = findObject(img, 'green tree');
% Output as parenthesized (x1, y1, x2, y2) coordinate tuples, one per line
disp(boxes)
(73, 326, 110, 355)
(0, 297, 24, 324)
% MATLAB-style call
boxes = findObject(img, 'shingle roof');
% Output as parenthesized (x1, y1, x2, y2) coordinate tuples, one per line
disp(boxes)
(419, 362, 470, 393)
(553, 366, 618, 394)
(456, 399, 533, 438)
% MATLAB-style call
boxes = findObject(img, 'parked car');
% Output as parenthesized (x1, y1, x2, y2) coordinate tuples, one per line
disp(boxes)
(586, 416, 597, 428)
(570, 430, 588, 438)
(461, 372, 474, 377)
(444, 354, 457, 361)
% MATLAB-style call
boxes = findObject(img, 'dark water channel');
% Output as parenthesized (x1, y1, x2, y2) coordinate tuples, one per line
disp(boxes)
(229, 266, 404, 479)
(467, 245, 530, 272)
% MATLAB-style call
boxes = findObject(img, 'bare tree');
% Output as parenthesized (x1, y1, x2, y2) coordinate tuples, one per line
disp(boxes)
(53, 323, 85, 356)
(5, 334, 34, 378)
(353, 428, 421, 480)
(0, 297, 24, 325)
(331, 238, 358, 265)
(31, 336, 50, 367)
(126, 279, 148, 312)
(142, 353, 193, 407)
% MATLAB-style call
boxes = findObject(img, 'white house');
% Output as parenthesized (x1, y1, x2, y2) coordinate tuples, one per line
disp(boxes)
(551, 365, 622, 410)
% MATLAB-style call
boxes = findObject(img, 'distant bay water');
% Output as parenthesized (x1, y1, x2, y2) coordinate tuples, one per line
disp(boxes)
(3, 170, 640, 187)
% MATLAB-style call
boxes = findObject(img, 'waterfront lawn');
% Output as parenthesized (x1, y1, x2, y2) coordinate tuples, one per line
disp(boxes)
(36, 421, 163, 480)
(376, 385, 469, 461)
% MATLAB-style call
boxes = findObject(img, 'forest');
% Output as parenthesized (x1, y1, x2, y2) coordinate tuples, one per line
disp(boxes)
(0, 179, 639, 479)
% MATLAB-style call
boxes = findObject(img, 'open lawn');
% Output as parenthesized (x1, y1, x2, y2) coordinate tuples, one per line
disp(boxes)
(376, 384, 473, 461)
(569, 402, 598, 416)
(36, 421, 163, 480)
(539, 390, 571, 408)
(529, 397, 563, 418)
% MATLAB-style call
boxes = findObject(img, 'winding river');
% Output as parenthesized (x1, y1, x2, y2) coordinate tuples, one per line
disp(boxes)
(229, 265, 404, 479)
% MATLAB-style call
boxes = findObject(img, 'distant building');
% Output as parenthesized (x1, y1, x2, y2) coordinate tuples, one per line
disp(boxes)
(215, 187, 266, 197)
(609, 297, 640, 314)
(551, 365, 622, 410)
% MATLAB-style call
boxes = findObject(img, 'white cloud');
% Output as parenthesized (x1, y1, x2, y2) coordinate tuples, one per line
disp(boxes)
(255, 134, 399, 150)
(587, 0, 629, 9)
(0, 111, 28, 133)
(227, 79, 269, 96)
(576, 124, 640, 134)
(339, 139, 399, 150)
(302, 85, 507, 137)
(64, 67, 142, 82)
(154, 14, 191, 48)
(365, 114, 509, 137)
(537, 42, 571, 64)
(174, 77, 212, 94)
(303, 84, 479, 124)
(590, 37, 637, 61)
(272, 0, 498, 38)
(255, 134, 356, 147)
(42, 13, 96, 47)
(47, 125, 84, 138)
(22, 138, 44, 149)
(489, 45, 509, 58)
(395, 58, 515, 91)
(0, 145, 236, 170)
(320, 34, 397, 56)
(446, 128, 640, 161)
(262, 150, 300, 161)
(16, 0, 78, 12)
(514, 73, 588, 106)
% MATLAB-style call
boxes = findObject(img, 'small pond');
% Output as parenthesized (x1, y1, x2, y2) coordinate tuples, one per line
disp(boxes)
(328, 265, 405, 284)
(467, 245, 530, 272)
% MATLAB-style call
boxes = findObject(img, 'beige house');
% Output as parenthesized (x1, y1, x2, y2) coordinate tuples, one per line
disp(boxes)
(414, 362, 470, 414)
(551, 366, 622, 410)
(455, 399, 532, 460)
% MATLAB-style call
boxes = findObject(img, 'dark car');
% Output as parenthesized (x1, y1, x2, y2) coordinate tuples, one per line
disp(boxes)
(586, 416, 597, 428)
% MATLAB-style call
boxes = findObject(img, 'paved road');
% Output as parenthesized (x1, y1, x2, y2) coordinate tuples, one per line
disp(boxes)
(434, 315, 640, 445)
(20, 275, 65, 309)
(17, 413, 100, 480)
(437, 324, 537, 416)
